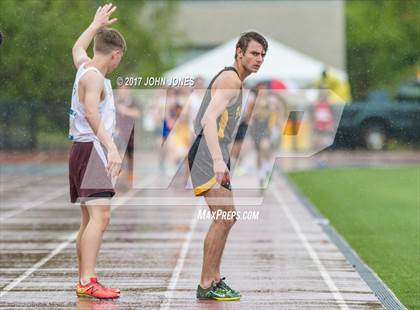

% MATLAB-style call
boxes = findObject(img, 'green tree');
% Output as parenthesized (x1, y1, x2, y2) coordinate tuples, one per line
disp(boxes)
(0, 0, 178, 149)
(346, 0, 420, 100)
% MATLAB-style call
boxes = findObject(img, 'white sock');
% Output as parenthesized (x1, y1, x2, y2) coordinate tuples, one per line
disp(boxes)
(258, 167, 265, 179)
(263, 161, 272, 177)
(80, 278, 90, 285)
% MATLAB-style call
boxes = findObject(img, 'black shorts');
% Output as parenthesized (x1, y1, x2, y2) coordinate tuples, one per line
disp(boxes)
(126, 129, 134, 157)
(188, 135, 231, 196)
(234, 122, 248, 142)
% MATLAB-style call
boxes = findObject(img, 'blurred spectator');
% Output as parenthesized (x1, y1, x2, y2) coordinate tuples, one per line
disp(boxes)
(231, 83, 252, 172)
(115, 85, 141, 185)
(168, 101, 191, 182)
(313, 69, 352, 104)
(314, 91, 334, 133)
(187, 77, 206, 135)
(248, 83, 275, 189)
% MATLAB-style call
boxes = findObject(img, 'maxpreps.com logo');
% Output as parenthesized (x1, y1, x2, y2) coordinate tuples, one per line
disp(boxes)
(197, 209, 260, 221)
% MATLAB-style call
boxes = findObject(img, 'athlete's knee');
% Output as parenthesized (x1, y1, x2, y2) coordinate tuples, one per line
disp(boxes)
(80, 204, 90, 227)
(230, 213, 238, 226)
(91, 209, 111, 230)
(226, 216, 237, 229)
(100, 210, 111, 229)
(213, 210, 237, 229)
(260, 139, 270, 151)
(218, 217, 236, 230)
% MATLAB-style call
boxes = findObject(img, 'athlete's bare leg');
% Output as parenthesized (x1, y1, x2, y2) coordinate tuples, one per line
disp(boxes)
(231, 139, 245, 172)
(127, 154, 134, 184)
(231, 141, 242, 163)
(79, 198, 111, 282)
(76, 203, 89, 279)
(200, 185, 236, 288)
(260, 139, 271, 163)
(258, 138, 271, 187)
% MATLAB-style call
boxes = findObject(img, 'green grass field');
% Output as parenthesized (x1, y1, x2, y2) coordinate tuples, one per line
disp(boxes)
(288, 166, 420, 309)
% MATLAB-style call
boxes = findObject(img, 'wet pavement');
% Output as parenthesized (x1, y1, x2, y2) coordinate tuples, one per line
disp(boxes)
(0, 163, 387, 309)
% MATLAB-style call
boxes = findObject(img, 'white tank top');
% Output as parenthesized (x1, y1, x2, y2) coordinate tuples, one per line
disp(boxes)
(69, 63, 116, 166)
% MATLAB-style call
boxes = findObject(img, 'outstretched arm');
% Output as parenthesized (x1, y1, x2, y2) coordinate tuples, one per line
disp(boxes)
(72, 3, 118, 69)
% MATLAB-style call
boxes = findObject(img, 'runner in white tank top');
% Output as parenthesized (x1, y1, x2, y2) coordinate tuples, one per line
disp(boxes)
(69, 3, 127, 299)
(69, 62, 116, 166)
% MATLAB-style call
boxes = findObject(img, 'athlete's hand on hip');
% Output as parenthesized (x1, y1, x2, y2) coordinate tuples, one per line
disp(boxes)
(92, 3, 118, 28)
(214, 158, 230, 185)
(107, 148, 122, 178)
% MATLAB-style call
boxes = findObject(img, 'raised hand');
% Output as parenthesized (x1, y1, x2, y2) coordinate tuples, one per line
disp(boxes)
(92, 3, 118, 29)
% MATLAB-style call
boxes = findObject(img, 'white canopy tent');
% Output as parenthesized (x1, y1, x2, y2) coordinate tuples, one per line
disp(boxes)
(165, 36, 347, 86)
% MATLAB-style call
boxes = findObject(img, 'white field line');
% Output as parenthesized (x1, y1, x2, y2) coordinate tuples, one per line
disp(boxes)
(271, 182, 349, 310)
(0, 190, 138, 298)
(160, 207, 199, 310)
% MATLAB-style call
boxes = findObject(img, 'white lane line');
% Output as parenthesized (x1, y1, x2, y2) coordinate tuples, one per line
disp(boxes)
(271, 181, 350, 310)
(0, 190, 137, 298)
(160, 207, 199, 310)
(1, 187, 68, 220)
(0, 231, 78, 298)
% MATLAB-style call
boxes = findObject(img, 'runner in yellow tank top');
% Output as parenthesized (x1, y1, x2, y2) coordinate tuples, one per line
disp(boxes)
(188, 32, 268, 300)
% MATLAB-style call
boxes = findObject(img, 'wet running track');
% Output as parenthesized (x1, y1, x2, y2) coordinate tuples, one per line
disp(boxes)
(0, 166, 385, 309)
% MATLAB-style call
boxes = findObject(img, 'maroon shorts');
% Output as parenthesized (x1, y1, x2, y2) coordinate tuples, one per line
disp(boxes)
(69, 142, 115, 203)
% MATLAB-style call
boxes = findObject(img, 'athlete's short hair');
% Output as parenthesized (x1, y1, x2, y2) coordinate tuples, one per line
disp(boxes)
(235, 31, 268, 59)
(94, 28, 127, 54)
